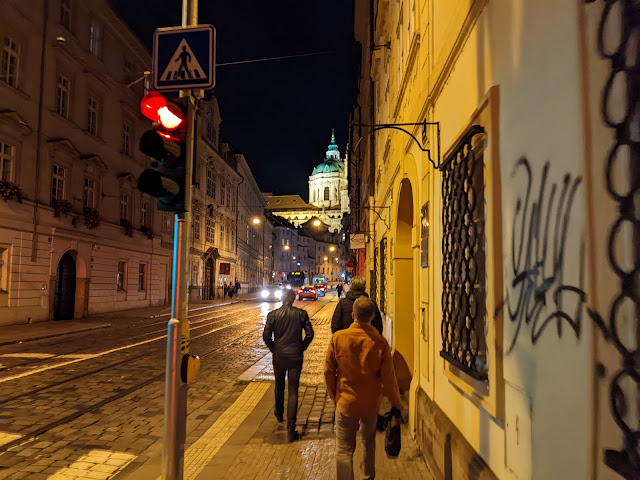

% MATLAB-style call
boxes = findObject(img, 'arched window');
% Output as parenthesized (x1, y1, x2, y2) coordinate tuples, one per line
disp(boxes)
(324, 186, 330, 201)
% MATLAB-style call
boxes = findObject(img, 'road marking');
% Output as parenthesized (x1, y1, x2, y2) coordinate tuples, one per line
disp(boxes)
(0, 432, 22, 447)
(157, 381, 270, 480)
(0, 308, 262, 385)
(46, 448, 135, 479)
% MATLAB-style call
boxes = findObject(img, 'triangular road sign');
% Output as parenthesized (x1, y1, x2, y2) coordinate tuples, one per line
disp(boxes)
(160, 38, 206, 82)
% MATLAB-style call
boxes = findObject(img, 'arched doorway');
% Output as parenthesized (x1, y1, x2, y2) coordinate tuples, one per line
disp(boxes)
(204, 257, 215, 300)
(394, 179, 415, 373)
(54, 251, 76, 320)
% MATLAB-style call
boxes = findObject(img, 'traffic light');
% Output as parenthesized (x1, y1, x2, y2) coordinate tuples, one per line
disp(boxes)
(137, 92, 188, 212)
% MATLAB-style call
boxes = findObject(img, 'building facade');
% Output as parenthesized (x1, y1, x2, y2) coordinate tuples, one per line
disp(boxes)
(353, 1, 633, 479)
(0, 0, 173, 326)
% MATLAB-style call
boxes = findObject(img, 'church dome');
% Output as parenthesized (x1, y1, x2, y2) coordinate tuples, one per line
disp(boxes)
(311, 129, 344, 175)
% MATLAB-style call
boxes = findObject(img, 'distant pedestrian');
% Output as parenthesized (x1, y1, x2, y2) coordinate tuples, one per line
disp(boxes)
(324, 296, 402, 480)
(223, 283, 228, 299)
(331, 276, 383, 335)
(336, 283, 343, 298)
(263, 288, 314, 442)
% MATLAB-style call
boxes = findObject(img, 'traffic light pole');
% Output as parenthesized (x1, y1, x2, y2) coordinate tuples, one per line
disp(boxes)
(163, 1, 198, 479)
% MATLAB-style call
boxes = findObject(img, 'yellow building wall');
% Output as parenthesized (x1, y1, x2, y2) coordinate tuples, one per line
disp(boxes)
(368, 1, 617, 478)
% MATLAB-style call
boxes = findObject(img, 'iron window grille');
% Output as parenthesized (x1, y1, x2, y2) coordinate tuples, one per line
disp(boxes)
(440, 125, 488, 380)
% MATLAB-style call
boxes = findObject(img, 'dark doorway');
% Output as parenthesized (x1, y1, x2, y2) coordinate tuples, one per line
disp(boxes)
(204, 257, 215, 300)
(54, 251, 76, 320)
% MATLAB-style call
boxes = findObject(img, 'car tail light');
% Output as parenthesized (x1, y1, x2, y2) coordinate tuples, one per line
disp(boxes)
(297, 290, 303, 294)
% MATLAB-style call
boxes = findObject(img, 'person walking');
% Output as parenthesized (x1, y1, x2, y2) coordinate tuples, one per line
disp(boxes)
(331, 276, 383, 335)
(263, 288, 314, 442)
(223, 283, 228, 299)
(336, 282, 343, 298)
(325, 296, 403, 480)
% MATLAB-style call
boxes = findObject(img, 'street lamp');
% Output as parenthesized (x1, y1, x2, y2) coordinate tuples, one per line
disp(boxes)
(329, 246, 336, 252)
(284, 245, 290, 250)
(313, 219, 321, 227)
(251, 216, 265, 286)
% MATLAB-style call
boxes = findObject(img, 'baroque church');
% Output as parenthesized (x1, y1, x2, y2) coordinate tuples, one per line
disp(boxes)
(264, 130, 350, 232)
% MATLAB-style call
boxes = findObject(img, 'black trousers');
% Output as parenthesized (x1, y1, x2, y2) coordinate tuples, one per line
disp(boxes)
(273, 357, 302, 430)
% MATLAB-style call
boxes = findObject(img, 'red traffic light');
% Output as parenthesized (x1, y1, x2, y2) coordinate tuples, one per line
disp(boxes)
(140, 91, 183, 130)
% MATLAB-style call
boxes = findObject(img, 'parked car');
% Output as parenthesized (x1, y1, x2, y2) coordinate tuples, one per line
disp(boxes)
(260, 285, 283, 302)
(296, 285, 317, 301)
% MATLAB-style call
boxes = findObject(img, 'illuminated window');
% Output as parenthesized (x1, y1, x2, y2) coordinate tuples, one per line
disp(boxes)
(220, 223, 224, 246)
(206, 217, 215, 243)
(0, 246, 8, 292)
(56, 75, 70, 118)
(0, 141, 14, 182)
(207, 168, 216, 199)
(51, 164, 65, 200)
(220, 179, 226, 206)
(1, 37, 20, 87)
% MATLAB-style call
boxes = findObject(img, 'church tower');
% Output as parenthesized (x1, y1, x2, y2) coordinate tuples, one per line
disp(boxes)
(308, 130, 348, 209)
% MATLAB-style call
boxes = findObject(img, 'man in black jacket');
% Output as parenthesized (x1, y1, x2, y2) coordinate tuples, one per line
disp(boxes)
(263, 288, 314, 442)
(331, 276, 383, 335)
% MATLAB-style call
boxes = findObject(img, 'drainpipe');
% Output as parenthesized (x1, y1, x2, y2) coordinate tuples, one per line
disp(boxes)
(32, 0, 49, 262)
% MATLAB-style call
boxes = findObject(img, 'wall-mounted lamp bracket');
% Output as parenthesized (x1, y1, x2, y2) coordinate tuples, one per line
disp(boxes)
(351, 120, 442, 169)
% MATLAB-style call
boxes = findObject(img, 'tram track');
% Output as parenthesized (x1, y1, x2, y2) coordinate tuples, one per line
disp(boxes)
(0, 324, 264, 454)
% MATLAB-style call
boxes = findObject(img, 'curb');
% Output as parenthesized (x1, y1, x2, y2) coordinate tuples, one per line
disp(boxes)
(0, 323, 112, 347)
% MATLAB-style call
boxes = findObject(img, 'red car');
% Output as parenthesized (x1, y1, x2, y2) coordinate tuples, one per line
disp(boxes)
(297, 285, 318, 301)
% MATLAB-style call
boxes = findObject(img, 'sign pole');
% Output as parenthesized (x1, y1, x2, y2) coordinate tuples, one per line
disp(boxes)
(162, 1, 197, 479)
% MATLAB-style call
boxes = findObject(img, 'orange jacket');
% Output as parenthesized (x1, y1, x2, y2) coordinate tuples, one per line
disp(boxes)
(324, 322, 402, 419)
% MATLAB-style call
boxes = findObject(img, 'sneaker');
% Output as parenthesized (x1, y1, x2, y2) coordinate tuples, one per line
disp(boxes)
(287, 430, 300, 442)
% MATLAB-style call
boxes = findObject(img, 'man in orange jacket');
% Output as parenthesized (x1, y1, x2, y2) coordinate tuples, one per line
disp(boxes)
(324, 296, 403, 480)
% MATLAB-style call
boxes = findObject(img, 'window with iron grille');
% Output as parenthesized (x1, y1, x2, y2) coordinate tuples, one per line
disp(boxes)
(0, 141, 14, 182)
(440, 125, 488, 380)
(1, 37, 19, 87)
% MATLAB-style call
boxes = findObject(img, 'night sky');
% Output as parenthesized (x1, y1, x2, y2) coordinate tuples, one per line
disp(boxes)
(109, 0, 358, 199)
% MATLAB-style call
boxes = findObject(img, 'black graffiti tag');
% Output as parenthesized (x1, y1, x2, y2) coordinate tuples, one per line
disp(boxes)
(505, 158, 585, 352)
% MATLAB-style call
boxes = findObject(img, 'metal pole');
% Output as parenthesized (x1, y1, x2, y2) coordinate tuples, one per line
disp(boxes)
(163, 1, 198, 479)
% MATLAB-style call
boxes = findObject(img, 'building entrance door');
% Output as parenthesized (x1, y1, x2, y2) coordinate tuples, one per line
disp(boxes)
(54, 251, 76, 320)
(204, 257, 215, 300)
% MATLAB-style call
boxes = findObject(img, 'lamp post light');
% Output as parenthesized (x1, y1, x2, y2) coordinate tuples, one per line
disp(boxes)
(251, 216, 265, 286)
(313, 219, 321, 227)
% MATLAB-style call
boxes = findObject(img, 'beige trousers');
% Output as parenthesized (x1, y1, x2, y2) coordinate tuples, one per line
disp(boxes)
(335, 409, 377, 480)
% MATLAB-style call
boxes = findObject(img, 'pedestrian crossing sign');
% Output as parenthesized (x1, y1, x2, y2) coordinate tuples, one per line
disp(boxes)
(153, 25, 215, 91)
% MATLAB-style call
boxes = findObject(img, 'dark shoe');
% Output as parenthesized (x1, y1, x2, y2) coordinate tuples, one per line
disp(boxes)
(287, 430, 300, 442)
(275, 412, 284, 423)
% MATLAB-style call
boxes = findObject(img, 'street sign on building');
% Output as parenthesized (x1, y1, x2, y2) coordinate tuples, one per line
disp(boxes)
(349, 233, 366, 249)
(153, 25, 216, 91)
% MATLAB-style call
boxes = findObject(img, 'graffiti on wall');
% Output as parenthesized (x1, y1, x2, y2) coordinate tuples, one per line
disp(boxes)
(504, 158, 587, 352)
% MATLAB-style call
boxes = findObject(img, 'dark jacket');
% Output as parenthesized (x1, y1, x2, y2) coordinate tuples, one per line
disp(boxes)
(263, 303, 314, 360)
(331, 288, 383, 334)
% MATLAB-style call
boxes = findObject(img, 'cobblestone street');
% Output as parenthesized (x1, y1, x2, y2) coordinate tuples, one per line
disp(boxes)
(0, 293, 433, 479)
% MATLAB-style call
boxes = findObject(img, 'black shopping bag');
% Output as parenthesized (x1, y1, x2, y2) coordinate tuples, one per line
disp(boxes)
(383, 407, 402, 458)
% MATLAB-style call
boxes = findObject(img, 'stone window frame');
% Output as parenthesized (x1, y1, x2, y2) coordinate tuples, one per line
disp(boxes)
(140, 198, 150, 228)
(119, 192, 129, 221)
(83, 177, 96, 208)
(1, 36, 20, 88)
(0, 140, 15, 182)
(55, 74, 71, 119)
(51, 163, 67, 200)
